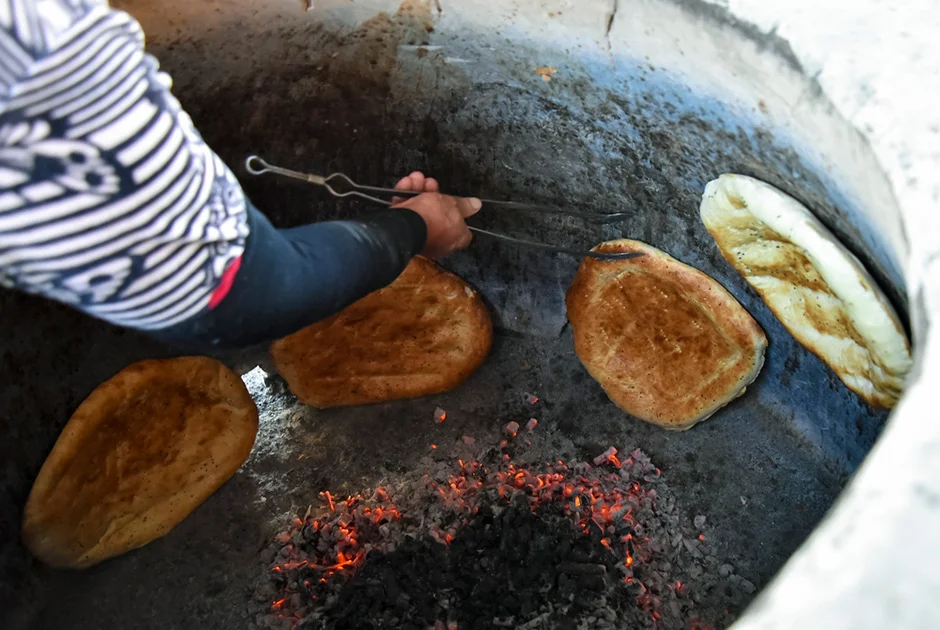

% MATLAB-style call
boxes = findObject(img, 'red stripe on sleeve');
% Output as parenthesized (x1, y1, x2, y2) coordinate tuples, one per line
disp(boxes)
(208, 256, 243, 310)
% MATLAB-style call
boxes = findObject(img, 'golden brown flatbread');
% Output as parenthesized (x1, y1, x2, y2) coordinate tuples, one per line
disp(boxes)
(271, 256, 492, 408)
(567, 239, 767, 430)
(700, 174, 911, 407)
(22, 357, 258, 569)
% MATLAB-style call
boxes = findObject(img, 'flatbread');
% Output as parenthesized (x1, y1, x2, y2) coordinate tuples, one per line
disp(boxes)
(22, 357, 258, 569)
(700, 173, 911, 408)
(567, 239, 767, 430)
(271, 256, 492, 408)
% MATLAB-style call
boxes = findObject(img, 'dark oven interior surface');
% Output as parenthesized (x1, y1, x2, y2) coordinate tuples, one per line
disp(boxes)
(1, 2, 894, 629)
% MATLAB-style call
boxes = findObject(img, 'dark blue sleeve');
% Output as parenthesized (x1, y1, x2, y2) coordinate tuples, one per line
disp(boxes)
(151, 201, 427, 349)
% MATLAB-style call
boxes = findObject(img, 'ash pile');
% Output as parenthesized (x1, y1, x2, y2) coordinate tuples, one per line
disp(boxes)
(253, 425, 755, 630)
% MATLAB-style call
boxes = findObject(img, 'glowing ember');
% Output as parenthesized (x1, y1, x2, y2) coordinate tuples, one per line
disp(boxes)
(257, 432, 735, 629)
(319, 490, 335, 512)
(525, 393, 539, 405)
(434, 407, 447, 424)
(525, 418, 538, 432)
(593, 446, 619, 466)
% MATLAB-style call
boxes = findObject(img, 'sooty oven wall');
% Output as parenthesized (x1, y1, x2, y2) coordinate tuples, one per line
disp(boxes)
(126, 2, 896, 465)
(1, 0, 901, 628)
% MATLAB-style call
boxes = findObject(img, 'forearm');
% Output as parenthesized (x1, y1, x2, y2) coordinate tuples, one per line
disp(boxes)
(151, 202, 427, 349)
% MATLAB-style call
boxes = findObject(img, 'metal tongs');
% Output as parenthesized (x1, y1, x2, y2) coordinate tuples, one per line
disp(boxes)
(244, 155, 643, 261)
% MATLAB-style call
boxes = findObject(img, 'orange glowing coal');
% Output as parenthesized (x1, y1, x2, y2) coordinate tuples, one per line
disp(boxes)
(265, 442, 700, 628)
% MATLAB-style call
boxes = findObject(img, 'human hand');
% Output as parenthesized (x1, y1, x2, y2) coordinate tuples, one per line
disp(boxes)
(391, 171, 481, 259)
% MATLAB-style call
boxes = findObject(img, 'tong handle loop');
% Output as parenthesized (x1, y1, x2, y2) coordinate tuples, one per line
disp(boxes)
(245, 155, 326, 185)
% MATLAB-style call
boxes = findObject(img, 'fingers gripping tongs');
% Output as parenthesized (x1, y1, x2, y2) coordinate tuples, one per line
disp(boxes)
(244, 155, 642, 261)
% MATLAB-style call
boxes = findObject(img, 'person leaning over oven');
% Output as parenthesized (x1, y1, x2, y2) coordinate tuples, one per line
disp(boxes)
(0, 0, 481, 348)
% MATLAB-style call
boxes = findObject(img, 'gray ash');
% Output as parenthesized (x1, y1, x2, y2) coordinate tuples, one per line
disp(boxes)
(253, 436, 752, 630)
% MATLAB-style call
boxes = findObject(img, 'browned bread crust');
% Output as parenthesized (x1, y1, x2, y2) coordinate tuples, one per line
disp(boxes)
(22, 357, 258, 568)
(566, 239, 767, 430)
(271, 256, 493, 408)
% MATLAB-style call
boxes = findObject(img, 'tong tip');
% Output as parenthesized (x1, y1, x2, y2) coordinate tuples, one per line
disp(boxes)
(592, 251, 645, 261)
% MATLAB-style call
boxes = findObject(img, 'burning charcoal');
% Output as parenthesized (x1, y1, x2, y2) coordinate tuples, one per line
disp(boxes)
(524, 393, 540, 405)
(301, 524, 319, 544)
(593, 447, 618, 466)
(573, 461, 591, 474)
(630, 448, 652, 470)
(259, 431, 741, 630)
(434, 407, 447, 424)
(525, 418, 538, 432)
(503, 421, 520, 437)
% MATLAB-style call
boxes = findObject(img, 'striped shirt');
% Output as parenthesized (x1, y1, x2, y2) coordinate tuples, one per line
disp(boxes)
(0, 0, 249, 330)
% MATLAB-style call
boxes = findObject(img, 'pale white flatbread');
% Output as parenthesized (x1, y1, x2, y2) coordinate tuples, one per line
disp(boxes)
(700, 174, 911, 408)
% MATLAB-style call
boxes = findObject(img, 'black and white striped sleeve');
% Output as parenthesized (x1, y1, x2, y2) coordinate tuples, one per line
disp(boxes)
(0, 0, 250, 330)
(1, 0, 430, 348)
